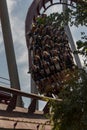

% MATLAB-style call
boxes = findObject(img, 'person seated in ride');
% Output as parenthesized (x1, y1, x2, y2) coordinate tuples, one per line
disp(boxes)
(51, 49, 58, 57)
(34, 26, 40, 35)
(45, 26, 52, 35)
(52, 82, 63, 96)
(34, 47, 42, 59)
(39, 24, 44, 33)
(31, 23, 37, 33)
(49, 58, 56, 75)
(38, 77, 51, 95)
(31, 63, 45, 87)
(42, 60, 51, 78)
(64, 47, 73, 60)
(41, 28, 47, 37)
(54, 43, 61, 53)
(63, 51, 74, 69)
(44, 44, 51, 53)
(62, 31, 68, 40)
(43, 35, 51, 47)
(37, 81, 44, 94)
(53, 56, 61, 72)
(50, 55, 63, 81)
(31, 64, 41, 83)
(42, 51, 51, 63)
(35, 35, 42, 48)
(49, 40, 54, 50)
(44, 34, 51, 41)
(33, 55, 41, 68)
(48, 74, 62, 93)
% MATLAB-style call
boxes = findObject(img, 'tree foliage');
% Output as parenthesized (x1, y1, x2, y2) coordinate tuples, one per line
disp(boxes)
(50, 69, 87, 130)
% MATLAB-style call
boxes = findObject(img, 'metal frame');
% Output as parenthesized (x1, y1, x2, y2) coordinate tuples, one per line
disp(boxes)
(25, 0, 86, 101)
(62, 0, 82, 68)
(0, 0, 23, 107)
(25, 0, 85, 71)
(0, 86, 62, 112)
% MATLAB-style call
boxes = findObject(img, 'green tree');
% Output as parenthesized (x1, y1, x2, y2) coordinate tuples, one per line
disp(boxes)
(50, 69, 87, 130)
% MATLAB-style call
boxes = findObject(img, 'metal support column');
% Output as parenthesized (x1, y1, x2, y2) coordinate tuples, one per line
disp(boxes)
(0, 0, 23, 107)
(63, 0, 82, 68)
(30, 50, 38, 110)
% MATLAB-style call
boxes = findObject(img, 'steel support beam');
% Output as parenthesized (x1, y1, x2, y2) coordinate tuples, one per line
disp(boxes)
(31, 77, 38, 110)
(63, 0, 82, 68)
(0, 86, 62, 102)
(0, 0, 23, 106)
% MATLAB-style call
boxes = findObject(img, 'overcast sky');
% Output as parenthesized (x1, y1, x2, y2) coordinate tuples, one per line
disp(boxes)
(0, 0, 86, 108)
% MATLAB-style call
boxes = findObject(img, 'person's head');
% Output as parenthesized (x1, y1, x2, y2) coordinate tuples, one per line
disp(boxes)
(34, 55, 40, 61)
(43, 51, 49, 57)
(32, 64, 38, 70)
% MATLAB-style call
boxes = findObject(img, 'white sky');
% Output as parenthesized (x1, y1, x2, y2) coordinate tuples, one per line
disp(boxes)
(0, 0, 86, 108)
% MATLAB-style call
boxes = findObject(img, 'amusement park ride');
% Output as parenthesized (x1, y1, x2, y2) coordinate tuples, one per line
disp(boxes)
(0, 0, 86, 129)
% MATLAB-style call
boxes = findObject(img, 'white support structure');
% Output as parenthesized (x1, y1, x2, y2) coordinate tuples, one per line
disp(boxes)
(63, 0, 82, 68)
